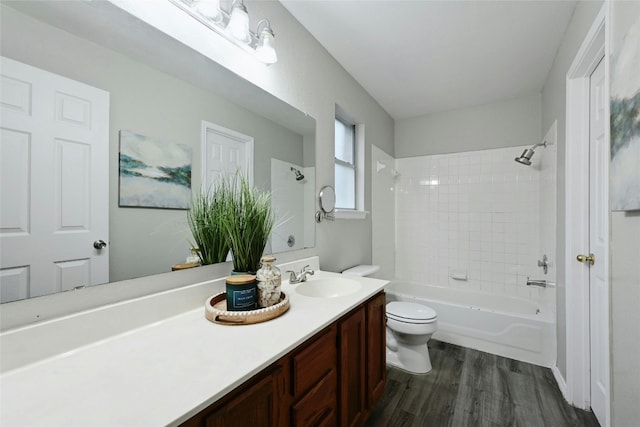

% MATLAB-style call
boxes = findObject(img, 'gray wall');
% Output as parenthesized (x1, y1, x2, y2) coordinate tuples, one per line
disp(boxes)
(610, 212, 640, 424)
(609, 2, 640, 425)
(540, 0, 603, 381)
(240, 1, 396, 273)
(1, 5, 305, 282)
(395, 94, 541, 157)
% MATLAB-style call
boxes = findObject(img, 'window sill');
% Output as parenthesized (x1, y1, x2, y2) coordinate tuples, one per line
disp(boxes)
(334, 209, 368, 220)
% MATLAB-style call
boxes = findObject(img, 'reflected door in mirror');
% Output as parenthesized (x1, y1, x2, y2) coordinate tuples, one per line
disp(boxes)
(202, 121, 254, 190)
(0, 57, 109, 303)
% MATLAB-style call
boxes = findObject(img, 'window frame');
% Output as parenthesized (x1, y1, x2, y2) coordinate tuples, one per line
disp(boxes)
(334, 116, 357, 210)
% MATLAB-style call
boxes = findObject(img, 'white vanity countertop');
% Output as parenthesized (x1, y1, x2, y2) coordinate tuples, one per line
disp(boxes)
(0, 270, 387, 426)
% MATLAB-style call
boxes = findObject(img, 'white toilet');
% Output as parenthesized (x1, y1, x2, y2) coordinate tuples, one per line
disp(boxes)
(385, 301, 437, 374)
(341, 265, 438, 374)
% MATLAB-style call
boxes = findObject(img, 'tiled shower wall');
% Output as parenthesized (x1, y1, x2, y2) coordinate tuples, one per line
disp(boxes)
(270, 159, 315, 253)
(395, 146, 548, 300)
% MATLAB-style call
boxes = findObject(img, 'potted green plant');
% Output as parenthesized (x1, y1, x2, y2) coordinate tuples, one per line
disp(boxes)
(187, 180, 232, 265)
(223, 173, 276, 274)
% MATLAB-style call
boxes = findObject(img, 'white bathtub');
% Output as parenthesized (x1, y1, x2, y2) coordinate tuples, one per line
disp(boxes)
(385, 281, 555, 367)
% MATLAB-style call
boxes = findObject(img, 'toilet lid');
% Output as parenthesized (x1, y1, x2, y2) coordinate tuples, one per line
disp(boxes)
(386, 301, 437, 322)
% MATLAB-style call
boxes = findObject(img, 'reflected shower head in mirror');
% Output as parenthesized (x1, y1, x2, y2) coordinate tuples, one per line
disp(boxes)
(515, 141, 548, 166)
(291, 167, 305, 181)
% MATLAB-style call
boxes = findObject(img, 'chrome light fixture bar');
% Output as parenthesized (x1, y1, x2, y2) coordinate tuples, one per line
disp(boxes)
(169, 0, 278, 64)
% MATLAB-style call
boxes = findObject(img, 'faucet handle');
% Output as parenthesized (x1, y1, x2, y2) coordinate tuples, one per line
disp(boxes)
(285, 270, 297, 282)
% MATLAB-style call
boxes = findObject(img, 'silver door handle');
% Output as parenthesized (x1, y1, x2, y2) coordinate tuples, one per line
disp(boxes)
(93, 240, 107, 250)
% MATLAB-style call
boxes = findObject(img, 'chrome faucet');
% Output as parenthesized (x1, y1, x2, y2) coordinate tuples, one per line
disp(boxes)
(526, 277, 547, 288)
(285, 265, 315, 284)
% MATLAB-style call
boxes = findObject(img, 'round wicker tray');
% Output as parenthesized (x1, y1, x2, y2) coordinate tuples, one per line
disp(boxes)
(205, 292, 289, 325)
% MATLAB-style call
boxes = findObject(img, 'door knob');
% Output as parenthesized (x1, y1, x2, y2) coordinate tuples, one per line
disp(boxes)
(576, 253, 595, 265)
(93, 240, 107, 250)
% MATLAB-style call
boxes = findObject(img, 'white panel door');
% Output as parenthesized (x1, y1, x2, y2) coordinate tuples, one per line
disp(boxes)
(0, 57, 109, 302)
(201, 121, 253, 191)
(588, 57, 609, 427)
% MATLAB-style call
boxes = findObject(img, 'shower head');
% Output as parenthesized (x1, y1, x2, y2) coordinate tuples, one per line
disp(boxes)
(515, 148, 535, 165)
(290, 167, 305, 181)
(514, 141, 547, 166)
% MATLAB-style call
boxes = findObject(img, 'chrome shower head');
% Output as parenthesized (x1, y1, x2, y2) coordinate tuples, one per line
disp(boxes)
(514, 141, 547, 166)
(515, 148, 535, 165)
(291, 167, 305, 181)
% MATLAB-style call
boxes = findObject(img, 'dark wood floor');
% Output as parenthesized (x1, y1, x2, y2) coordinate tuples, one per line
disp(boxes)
(365, 340, 600, 427)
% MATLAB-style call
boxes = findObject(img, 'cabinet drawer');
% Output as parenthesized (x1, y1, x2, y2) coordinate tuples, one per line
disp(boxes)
(291, 324, 337, 396)
(291, 370, 337, 427)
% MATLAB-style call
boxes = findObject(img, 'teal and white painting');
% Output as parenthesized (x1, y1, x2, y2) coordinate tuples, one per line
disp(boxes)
(610, 12, 640, 211)
(119, 130, 192, 209)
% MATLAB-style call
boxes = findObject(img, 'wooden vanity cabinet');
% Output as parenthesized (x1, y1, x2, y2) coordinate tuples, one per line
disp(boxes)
(181, 361, 287, 427)
(365, 292, 386, 408)
(181, 292, 385, 427)
(338, 292, 387, 427)
(290, 324, 338, 427)
(204, 364, 286, 427)
(338, 307, 366, 427)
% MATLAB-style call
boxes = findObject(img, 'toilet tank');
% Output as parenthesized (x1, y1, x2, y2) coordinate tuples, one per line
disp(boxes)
(341, 265, 380, 277)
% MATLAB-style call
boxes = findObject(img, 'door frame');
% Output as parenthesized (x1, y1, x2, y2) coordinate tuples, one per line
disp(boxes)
(564, 4, 610, 424)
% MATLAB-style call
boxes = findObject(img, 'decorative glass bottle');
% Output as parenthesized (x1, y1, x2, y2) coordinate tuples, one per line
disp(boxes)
(256, 256, 282, 308)
(186, 247, 201, 265)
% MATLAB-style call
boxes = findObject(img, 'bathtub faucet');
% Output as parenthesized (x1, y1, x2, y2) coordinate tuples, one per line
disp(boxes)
(526, 277, 547, 288)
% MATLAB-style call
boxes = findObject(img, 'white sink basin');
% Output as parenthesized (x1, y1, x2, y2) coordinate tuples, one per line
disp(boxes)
(294, 278, 362, 298)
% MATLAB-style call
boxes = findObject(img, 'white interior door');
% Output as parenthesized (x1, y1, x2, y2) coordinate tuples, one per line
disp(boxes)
(0, 57, 109, 302)
(588, 57, 609, 427)
(201, 121, 253, 191)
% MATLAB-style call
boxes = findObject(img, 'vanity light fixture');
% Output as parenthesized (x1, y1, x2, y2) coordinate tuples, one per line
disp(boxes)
(227, 0, 251, 43)
(170, 0, 278, 65)
(255, 20, 278, 64)
(194, 0, 222, 22)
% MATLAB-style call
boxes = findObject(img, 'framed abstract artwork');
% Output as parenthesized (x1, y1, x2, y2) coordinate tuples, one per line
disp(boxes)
(610, 7, 640, 211)
(119, 130, 192, 209)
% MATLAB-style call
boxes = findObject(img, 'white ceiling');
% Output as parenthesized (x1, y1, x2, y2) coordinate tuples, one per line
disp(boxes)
(280, 0, 577, 120)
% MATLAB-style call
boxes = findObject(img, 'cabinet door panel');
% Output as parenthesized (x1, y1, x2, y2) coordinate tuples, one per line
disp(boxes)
(366, 292, 386, 408)
(205, 368, 277, 427)
(339, 307, 366, 427)
(291, 324, 336, 396)
(291, 370, 337, 427)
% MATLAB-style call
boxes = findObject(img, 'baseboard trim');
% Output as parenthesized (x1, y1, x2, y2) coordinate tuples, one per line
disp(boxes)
(552, 365, 569, 403)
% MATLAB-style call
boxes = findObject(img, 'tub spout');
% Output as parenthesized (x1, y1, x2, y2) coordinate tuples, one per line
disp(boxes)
(526, 277, 547, 288)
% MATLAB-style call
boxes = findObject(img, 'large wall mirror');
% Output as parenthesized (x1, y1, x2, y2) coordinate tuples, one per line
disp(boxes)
(0, 1, 316, 303)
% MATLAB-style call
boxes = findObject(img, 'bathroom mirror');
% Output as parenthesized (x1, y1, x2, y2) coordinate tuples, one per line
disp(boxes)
(0, 1, 316, 302)
(319, 186, 337, 213)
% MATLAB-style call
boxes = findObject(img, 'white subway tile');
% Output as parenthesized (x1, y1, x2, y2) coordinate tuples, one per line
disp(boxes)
(395, 147, 546, 303)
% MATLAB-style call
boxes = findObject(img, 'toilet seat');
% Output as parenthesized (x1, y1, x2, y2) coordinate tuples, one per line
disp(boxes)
(387, 301, 437, 324)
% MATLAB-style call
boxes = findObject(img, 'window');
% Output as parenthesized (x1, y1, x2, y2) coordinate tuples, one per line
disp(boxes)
(335, 117, 356, 209)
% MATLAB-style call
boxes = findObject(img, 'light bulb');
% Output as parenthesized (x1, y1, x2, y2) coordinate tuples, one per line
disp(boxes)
(256, 28, 277, 64)
(227, 1, 250, 44)
(194, 0, 222, 23)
